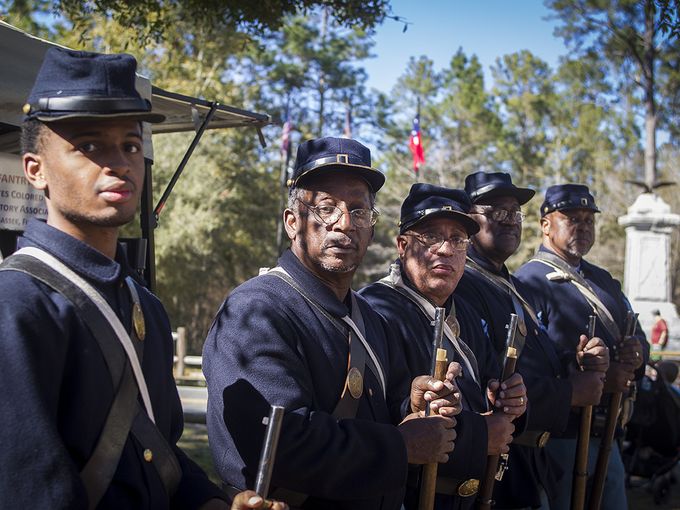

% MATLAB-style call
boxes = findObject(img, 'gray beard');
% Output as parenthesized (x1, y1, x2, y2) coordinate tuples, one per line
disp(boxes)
(566, 246, 588, 262)
(320, 261, 358, 273)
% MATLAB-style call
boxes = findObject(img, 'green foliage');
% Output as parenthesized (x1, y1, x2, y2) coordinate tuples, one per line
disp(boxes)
(0, 0, 51, 36)
(438, 50, 501, 180)
(492, 50, 555, 187)
(51, 0, 388, 46)
(5, 1, 680, 337)
(656, 0, 680, 38)
(546, 0, 678, 187)
(247, 12, 376, 137)
(152, 129, 279, 351)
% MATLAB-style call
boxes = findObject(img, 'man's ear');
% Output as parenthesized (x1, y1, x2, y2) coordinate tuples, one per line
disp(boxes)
(23, 153, 47, 191)
(283, 208, 297, 241)
(396, 235, 408, 259)
(540, 216, 551, 236)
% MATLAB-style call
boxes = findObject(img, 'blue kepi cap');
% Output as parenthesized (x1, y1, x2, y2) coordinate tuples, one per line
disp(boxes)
(23, 47, 165, 123)
(288, 137, 385, 193)
(540, 184, 600, 217)
(399, 183, 480, 235)
(464, 171, 535, 205)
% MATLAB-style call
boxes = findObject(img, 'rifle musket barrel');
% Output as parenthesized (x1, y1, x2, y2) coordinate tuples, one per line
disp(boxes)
(588, 315, 597, 338)
(255, 405, 285, 498)
(426, 307, 446, 417)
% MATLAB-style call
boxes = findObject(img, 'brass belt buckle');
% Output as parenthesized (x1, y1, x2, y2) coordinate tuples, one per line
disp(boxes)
(457, 479, 480, 497)
(495, 453, 510, 481)
(537, 431, 550, 448)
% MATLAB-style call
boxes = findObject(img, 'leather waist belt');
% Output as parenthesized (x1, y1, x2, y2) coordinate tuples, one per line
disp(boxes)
(513, 430, 550, 448)
(436, 477, 480, 498)
(408, 475, 480, 498)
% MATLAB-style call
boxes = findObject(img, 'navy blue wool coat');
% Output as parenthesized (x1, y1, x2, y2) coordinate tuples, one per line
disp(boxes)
(456, 246, 571, 507)
(0, 219, 223, 510)
(203, 249, 411, 510)
(514, 246, 649, 437)
(360, 263, 498, 510)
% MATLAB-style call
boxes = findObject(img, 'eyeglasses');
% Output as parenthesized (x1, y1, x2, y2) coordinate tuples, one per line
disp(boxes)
(296, 199, 379, 228)
(404, 232, 471, 253)
(471, 207, 526, 224)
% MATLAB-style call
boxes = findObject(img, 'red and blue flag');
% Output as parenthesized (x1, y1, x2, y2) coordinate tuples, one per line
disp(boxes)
(409, 114, 425, 174)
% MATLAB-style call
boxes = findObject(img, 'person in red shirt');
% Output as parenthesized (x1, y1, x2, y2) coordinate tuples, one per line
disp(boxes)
(651, 309, 669, 360)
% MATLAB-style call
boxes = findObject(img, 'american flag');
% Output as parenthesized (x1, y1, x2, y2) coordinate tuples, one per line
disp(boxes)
(409, 113, 425, 174)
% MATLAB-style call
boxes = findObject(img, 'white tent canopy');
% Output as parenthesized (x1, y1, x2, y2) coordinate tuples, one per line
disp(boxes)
(0, 21, 270, 156)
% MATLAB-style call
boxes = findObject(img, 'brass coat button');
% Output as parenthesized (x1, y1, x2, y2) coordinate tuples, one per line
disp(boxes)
(347, 367, 363, 399)
(133, 302, 146, 341)
(143, 449, 153, 462)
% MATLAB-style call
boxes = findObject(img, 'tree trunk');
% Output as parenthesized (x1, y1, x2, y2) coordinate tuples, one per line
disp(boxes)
(643, 0, 657, 188)
(317, 8, 328, 136)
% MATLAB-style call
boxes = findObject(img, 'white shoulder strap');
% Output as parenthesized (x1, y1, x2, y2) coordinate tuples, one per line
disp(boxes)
(530, 258, 618, 330)
(14, 247, 155, 423)
(378, 264, 479, 385)
(266, 266, 387, 398)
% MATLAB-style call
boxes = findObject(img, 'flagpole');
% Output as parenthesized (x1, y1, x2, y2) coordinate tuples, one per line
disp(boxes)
(416, 97, 420, 183)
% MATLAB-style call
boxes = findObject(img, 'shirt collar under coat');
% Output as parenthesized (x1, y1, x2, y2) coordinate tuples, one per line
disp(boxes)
(18, 218, 127, 286)
(467, 244, 511, 279)
(538, 244, 585, 274)
(278, 248, 352, 317)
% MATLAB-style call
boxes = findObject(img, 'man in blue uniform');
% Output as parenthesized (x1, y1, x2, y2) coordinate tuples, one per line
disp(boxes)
(515, 184, 648, 510)
(456, 172, 609, 509)
(360, 183, 527, 510)
(203, 138, 461, 510)
(0, 48, 256, 509)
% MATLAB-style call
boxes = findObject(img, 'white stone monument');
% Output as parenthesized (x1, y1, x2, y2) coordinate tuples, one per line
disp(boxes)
(619, 192, 680, 350)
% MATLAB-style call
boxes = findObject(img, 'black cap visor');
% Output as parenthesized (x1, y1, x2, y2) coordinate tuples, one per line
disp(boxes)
(26, 96, 165, 123)
(469, 184, 535, 205)
(401, 209, 480, 236)
(292, 161, 385, 193)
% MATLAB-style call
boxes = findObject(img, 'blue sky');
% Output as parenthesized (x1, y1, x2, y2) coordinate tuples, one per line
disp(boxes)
(363, 0, 570, 93)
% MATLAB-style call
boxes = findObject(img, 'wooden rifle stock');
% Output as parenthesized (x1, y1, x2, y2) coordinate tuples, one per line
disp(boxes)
(477, 314, 519, 510)
(570, 315, 597, 510)
(418, 308, 447, 510)
(588, 311, 638, 510)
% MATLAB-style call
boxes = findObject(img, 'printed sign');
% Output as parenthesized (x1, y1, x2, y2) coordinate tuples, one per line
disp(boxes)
(0, 153, 47, 230)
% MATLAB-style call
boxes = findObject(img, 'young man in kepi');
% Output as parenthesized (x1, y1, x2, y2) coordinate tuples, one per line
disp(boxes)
(0, 47, 285, 510)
